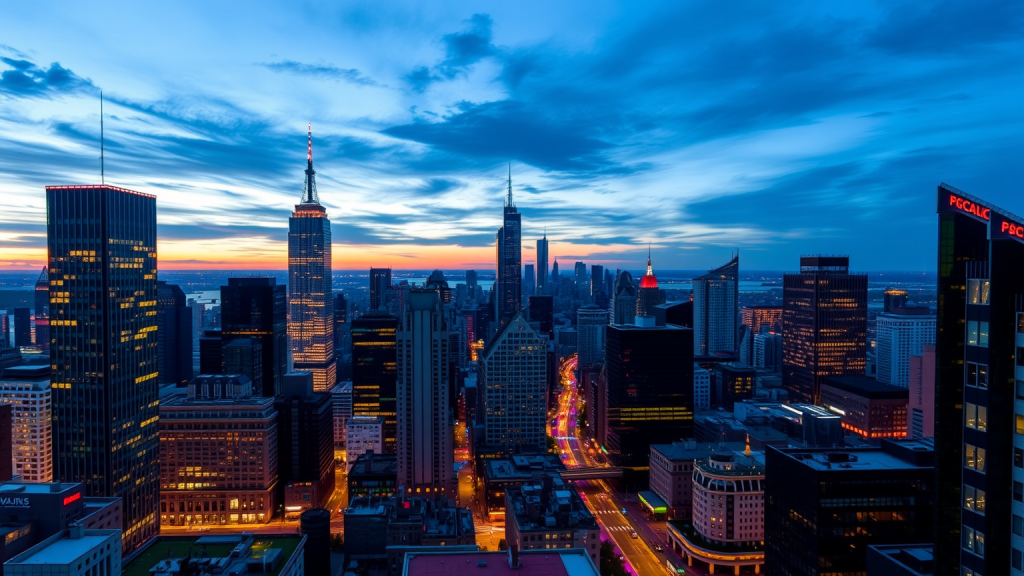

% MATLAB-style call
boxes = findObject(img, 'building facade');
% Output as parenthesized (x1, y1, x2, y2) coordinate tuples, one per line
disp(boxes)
(221, 277, 287, 397)
(536, 233, 549, 295)
(907, 345, 935, 439)
(636, 253, 664, 318)
(397, 290, 453, 496)
(576, 305, 606, 367)
(156, 281, 193, 386)
(351, 312, 399, 453)
(32, 268, 48, 353)
(782, 256, 868, 405)
(875, 308, 935, 388)
(693, 255, 739, 356)
(495, 172, 522, 323)
(346, 415, 385, 469)
(693, 364, 711, 410)
(480, 313, 548, 455)
(610, 270, 637, 325)
(504, 474, 600, 565)
(276, 372, 335, 512)
(288, 126, 336, 392)
(820, 376, 908, 440)
(47, 184, 159, 552)
(0, 365, 52, 482)
(370, 268, 393, 312)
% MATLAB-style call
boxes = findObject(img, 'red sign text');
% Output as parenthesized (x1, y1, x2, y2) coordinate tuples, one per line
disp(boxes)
(949, 194, 990, 221)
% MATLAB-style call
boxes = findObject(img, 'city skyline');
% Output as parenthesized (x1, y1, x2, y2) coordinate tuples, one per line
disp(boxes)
(2, 1, 1022, 271)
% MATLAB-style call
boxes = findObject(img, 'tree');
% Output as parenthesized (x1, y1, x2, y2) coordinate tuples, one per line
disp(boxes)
(599, 541, 628, 576)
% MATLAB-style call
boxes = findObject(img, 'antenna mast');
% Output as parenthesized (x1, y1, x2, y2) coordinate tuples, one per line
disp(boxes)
(100, 91, 105, 185)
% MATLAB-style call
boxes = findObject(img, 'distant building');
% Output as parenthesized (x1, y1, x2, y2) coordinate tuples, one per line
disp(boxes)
(820, 376, 909, 440)
(527, 296, 554, 340)
(480, 313, 548, 455)
(576, 305, 606, 367)
(504, 474, 600, 565)
(536, 233, 549, 294)
(907, 345, 935, 439)
(32, 268, 48, 353)
(370, 268, 393, 311)
(765, 440, 934, 576)
(653, 300, 693, 329)
(782, 256, 867, 405)
(332, 382, 353, 451)
(198, 329, 223, 375)
(221, 277, 287, 397)
(346, 416, 385, 470)
(649, 440, 746, 519)
(610, 271, 637, 325)
(12, 309, 30, 349)
(276, 372, 335, 515)
(713, 364, 755, 410)
(495, 172, 522, 322)
(159, 375, 278, 526)
(0, 365, 52, 482)
(351, 312, 399, 453)
(740, 305, 782, 337)
(348, 451, 398, 499)
(524, 264, 535, 297)
(400, 549, 600, 576)
(875, 308, 935, 388)
(753, 332, 783, 371)
(693, 255, 739, 356)
(481, 454, 566, 519)
(883, 288, 910, 313)
(693, 364, 711, 410)
(867, 544, 934, 576)
(222, 337, 262, 386)
(636, 252, 664, 317)
(156, 281, 193, 386)
(590, 264, 604, 300)
(4, 526, 121, 576)
(120, 535, 306, 576)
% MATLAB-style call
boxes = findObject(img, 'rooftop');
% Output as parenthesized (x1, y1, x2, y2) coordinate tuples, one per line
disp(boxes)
(349, 451, 397, 477)
(8, 530, 119, 565)
(651, 441, 748, 462)
(403, 549, 599, 576)
(772, 446, 932, 472)
(0, 364, 50, 380)
(0, 482, 79, 495)
(122, 535, 303, 576)
(821, 377, 910, 400)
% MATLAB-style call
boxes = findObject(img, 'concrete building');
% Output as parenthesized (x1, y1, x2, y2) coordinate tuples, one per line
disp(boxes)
(346, 416, 385, 470)
(907, 345, 935, 439)
(875, 308, 935, 388)
(480, 313, 548, 455)
(649, 440, 746, 520)
(714, 364, 755, 409)
(693, 255, 739, 356)
(576, 305, 606, 368)
(400, 549, 601, 576)
(332, 381, 353, 452)
(504, 474, 600, 565)
(693, 364, 711, 410)
(820, 376, 908, 440)
(0, 365, 52, 482)
(120, 534, 306, 576)
(158, 375, 278, 526)
(348, 451, 398, 499)
(610, 271, 637, 325)
(482, 454, 566, 519)
(276, 372, 335, 516)
(397, 289, 453, 497)
(753, 332, 782, 372)
(4, 526, 121, 576)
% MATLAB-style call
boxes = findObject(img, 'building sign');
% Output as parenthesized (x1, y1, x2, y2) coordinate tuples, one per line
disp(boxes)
(992, 212, 1024, 245)
(940, 188, 991, 222)
(63, 492, 82, 506)
(0, 497, 30, 507)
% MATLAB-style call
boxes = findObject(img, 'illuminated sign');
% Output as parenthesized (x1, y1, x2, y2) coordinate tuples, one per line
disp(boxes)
(945, 193, 990, 221)
(993, 212, 1024, 244)
(63, 492, 82, 506)
(0, 497, 30, 507)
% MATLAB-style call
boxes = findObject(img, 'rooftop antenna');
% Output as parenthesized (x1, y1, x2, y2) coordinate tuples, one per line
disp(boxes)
(100, 91, 105, 185)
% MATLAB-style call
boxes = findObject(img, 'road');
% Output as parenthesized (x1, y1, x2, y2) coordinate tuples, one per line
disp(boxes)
(553, 356, 673, 576)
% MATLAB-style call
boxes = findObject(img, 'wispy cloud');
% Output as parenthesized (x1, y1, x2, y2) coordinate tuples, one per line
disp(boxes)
(257, 60, 378, 86)
(0, 57, 95, 98)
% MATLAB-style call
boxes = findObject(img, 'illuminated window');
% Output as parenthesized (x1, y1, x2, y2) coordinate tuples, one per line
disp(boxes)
(965, 403, 977, 429)
(967, 322, 979, 346)
(1017, 414, 1024, 435)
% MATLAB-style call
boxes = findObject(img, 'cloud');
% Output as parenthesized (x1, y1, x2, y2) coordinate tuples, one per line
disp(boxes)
(406, 13, 497, 91)
(257, 60, 378, 86)
(868, 0, 1024, 55)
(0, 56, 96, 98)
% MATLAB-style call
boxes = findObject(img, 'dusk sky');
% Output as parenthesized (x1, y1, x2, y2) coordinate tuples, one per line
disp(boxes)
(0, 1, 1021, 272)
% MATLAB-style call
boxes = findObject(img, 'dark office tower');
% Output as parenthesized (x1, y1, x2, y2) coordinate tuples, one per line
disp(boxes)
(590, 264, 604, 299)
(574, 262, 587, 299)
(693, 254, 739, 356)
(289, 126, 336, 392)
(465, 270, 478, 289)
(528, 296, 554, 340)
(536, 232, 549, 294)
(604, 321, 694, 478)
(334, 292, 348, 351)
(223, 338, 262, 383)
(12, 308, 30, 348)
(369, 268, 392, 311)
(610, 270, 637, 325)
(781, 256, 867, 405)
(276, 372, 335, 509)
(636, 251, 664, 317)
(495, 169, 522, 322)
(930, 184, 1024, 576)
(156, 281, 193, 386)
(198, 328, 223, 374)
(426, 270, 452, 304)
(765, 441, 934, 576)
(351, 312, 399, 453)
(884, 288, 909, 313)
(524, 264, 536, 297)
(551, 259, 559, 282)
(397, 290, 453, 496)
(46, 184, 159, 553)
(221, 277, 287, 397)
(33, 267, 48, 352)
(0, 404, 10, 481)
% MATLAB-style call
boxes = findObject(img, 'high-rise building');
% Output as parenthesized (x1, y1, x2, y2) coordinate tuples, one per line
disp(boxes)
(480, 313, 547, 455)
(693, 255, 739, 356)
(156, 281, 193, 386)
(33, 267, 48, 352)
(714, 364, 755, 409)
(551, 259, 559, 282)
(527, 295, 553, 340)
(334, 292, 350, 360)
(495, 170, 522, 323)
(288, 126, 335, 392)
(819, 376, 908, 440)
(222, 338, 262, 385)
(753, 332, 783, 371)
(739, 305, 781, 362)
(0, 403, 11, 481)
(610, 271, 637, 325)
(523, 264, 535, 297)
(930, 184, 1024, 576)
(875, 308, 935, 388)
(332, 381, 352, 451)
(369, 268, 392, 311)
(0, 365, 53, 482)
(12, 308, 30, 349)
(781, 256, 867, 405)
(345, 415, 384, 470)
(199, 329, 223, 375)
(883, 288, 909, 313)
(576, 305, 606, 367)
(536, 233, 549, 294)
(907, 345, 935, 439)
(765, 441, 934, 575)
(46, 184, 159, 552)
(351, 312, 399, 453)
(221, 277, 287, 397)
(397, 290, 453, 496)
(159, 375, 278, 526)
(276, 372, 335, 512)
(604, 321, 694, 474)
(636, 251, 664, 317)
(590, 264, 604, 299)
(693, 364, 711, 410)
(465, 270, 478, 289)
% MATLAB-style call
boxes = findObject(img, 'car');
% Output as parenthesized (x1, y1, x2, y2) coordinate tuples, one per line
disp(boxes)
(629, 530, 638, 539)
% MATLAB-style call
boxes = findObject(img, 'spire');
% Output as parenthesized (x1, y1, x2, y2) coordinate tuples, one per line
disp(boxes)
(505, 162, 515, 210)
(301, 123, 319, 204)
(646, 243, 653, 276)
(543, 226, 547, 239)
(37, 266, 48, 284)
(640, 243, 658, 289)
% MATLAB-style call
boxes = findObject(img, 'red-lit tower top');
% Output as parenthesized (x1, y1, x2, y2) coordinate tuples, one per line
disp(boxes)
(640, 245, 658, 288)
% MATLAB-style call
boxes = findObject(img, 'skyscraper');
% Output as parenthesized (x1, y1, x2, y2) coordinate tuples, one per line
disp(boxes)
(397, 289, 453, 496)
(875, 308, 935, 388)
(156, 280, 193, 386)
(47, 184, 159, 552)
(636, 251, 663, 317)
(370, 268, 392, 311)
(590, 264, 605, 299)
(610, 270, 637, 325)
(222, 277, 287, 398)
(574, 262, 587, 300)
(289, 126, 335, 392)
(0, 365, 53, 482)
(527, 295, 553, 340)
(577, 305, 606, 368)
(351, 312, 399, 453)
(931, 184, 1024, 576)
(480, 312, 547, 455)
(781, 256, 867, 405)
(495, 168, 522, 322)
(536, 232, 549, 294)
(524, 264, 536, 297)
(33, 267, 48, 352)
(692, 255, 739, 356)
(276, 372, 335, 513)
(551, 259, 559, 283)
(12, 308, 30, 349)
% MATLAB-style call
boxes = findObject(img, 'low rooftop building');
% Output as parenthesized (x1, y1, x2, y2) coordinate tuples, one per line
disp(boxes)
(504, 474, 599, 566)
(121, 534, 305, 576)
(401, 548, 600, 576)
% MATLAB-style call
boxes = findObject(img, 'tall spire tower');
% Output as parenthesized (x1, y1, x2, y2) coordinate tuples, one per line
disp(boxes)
(289, 124, 335, 391)
(637, 245, 663, 317)
(495, 163, 522, 323)
(536, 226, 549, 294)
